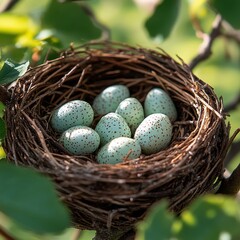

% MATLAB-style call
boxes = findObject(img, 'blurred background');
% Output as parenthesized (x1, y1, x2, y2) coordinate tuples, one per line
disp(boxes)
(0, 0, 239, 239)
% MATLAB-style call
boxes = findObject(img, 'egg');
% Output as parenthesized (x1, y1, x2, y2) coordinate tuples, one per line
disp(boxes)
(115, 97, 144, 134)
(95, 113, 131, 145)
(60, 126, 100, 155)
(144, 88, 177, 122)
(51, 100, 94, 133)
(97, 137, 141, 164)
(92, 84, 130, 115)
(134, 113, 172, 155)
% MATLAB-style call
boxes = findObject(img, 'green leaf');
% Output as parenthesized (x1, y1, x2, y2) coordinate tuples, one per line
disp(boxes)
(136, 200, 175, 240)
(210, 0, 240, 28)
(0, 161, 71, 234)
(0, 59, 29, 85)
(145, 0, 181, 40)
(177, 195, 240, 240)
(0, 102, 5, 118)
(41, 0, 102, 47)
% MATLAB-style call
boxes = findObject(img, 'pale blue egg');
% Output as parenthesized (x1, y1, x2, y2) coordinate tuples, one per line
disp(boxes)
(144, 88, 177, 122)
(92, 85, 130, 115)
(97, 137, 141, 164)
(134, 113, 173, 155)
(60, 126, 100, 155)
(51, 100, 94, 133)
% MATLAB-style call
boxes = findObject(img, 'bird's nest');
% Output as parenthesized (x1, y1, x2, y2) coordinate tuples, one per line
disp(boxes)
(3, 42, 230, 230)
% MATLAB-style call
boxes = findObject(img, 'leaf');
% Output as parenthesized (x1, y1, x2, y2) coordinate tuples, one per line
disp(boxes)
(0, 147, 6, 159)
(210, 0, 240, 28)
(0, 59, 29, 85)
(188, 0, 208, 18)
(0, 161, 71, 234)
(41, 0, 102, 47)
(136, 200, 175, 240)
(177, 195, 240, 240)
(0, 102, 5, 118)
(145, 0, 181, 40)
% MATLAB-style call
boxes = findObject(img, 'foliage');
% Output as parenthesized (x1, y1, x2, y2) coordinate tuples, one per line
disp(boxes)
(0, 161, 71, 234)
(210, 0, 240, 28)
(136, 195, 240, 240)
(145, 0, 181, 40)
(0, 59, 29, 84)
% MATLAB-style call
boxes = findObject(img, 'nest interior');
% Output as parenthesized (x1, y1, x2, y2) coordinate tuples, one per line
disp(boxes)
(4, 42, 230, 230)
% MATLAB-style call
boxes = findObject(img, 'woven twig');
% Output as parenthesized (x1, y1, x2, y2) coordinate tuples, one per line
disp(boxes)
(3, 42, 230, 230)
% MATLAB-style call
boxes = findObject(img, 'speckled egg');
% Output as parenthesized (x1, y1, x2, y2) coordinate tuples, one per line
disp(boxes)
(60, 126, 100, 155)
(92, 85, 130, 115)
(115, 97, 144, 134)
(95, 113, 131, 145)
(134, 113, 173, 155)
(144, 88, 177, 122)
(97, 137, 141, 164)
(51, 100, 94, 133)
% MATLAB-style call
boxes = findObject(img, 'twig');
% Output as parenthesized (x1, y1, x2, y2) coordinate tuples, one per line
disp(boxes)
(224, 92, 240, 112)
(221, 20, 240, 44)
(189, 15, 223, 70)
(0, 226, 16, 240)
(0, 0, 19, 13)
(72, 229, 82, 240)
(217, 163, 240, 196)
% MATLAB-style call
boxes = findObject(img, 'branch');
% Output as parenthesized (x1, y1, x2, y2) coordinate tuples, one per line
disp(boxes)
(189, 15, 222, 70)
(72, 229, 82, 240)
(0, 226, 16, 240)
(217, 163, 240, 196)
(221, 20, 240, 44)
(0, 0, 19, 13)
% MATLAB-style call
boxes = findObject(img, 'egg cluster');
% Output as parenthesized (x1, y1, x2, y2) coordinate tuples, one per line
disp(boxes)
(50, 84, 177, 164)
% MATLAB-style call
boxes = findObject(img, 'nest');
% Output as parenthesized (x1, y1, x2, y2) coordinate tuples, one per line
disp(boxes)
(3, 42, 230, 231)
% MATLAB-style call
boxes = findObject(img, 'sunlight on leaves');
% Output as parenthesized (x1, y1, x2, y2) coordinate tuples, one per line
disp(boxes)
(0, 14, 34, 35)
(177, 195, 240, 240)
(0, 147, 6, 159)
(188, 0, 208, 18)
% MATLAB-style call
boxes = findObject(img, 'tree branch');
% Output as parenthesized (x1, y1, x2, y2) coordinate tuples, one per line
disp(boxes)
(0, 226, 16, 240)
(72, 229, 82, 240)
(0, 0, 19, 13)
(189, 14, 223, 70)
(217, 163, 240, 196)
